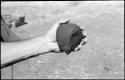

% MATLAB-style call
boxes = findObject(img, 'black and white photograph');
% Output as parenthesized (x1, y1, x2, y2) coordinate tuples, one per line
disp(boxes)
(1, 1, 124, 79)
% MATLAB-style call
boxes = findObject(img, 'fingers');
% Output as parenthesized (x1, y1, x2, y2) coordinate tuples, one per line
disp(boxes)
(54, 19, 70, 29)
(82, 38, 88, 45)
(58, 19, 70, 25)
(46, 18, 70, 43)
(76, 24, 86, 31)
(80, 26, 86, 31)
(48, 19, 70, 33)
(82, 30, 87, 37)
(74, 37, 88, 52)
(74, 47, 81, 52)
(74, 25, 87, 52)
(74, 40, 83, 52)
(74, 38, 84, 52)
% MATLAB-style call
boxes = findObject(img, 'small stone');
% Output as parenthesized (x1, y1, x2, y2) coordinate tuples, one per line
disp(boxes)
(104, 66, 110, 71)
(114, 72, 119, 74)
(36, 60, 45, 64)
(55, 75, 60, 78)
(55, 70, 59, 74)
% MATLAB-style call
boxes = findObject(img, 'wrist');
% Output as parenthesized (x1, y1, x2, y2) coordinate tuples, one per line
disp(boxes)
(44, 37, 60, 52)
(44, 37, 54, 52)
(33, 36, 53, 54)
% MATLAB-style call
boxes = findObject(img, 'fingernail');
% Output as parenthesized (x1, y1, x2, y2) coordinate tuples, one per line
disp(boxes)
(82, 38, 88, 45)
(84, 38, 88, 42)
(83, 31, 87, 36)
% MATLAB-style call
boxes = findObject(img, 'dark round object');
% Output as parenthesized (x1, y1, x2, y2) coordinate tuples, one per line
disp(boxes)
(56, 23, 84, 55)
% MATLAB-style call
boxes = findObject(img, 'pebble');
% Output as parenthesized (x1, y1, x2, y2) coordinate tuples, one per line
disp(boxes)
(36, 60, 46, 64)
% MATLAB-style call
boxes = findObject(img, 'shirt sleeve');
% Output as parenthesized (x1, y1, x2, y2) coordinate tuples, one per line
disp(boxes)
(1, 16, 21, 42)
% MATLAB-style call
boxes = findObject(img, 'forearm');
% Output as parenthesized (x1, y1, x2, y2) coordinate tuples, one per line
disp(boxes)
(1, 36, 52, 66)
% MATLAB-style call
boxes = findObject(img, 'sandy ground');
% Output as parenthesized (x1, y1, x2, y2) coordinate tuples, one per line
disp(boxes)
(1, 1, 124, 79)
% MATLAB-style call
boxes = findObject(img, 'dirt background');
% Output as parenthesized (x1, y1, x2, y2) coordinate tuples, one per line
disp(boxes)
(1, 1, 124, 79)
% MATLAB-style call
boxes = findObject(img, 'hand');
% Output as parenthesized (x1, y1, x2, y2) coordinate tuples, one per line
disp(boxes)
(45, 19, 87, 53)
(45, 19, 70, 52)
(74, 26, 88, 52)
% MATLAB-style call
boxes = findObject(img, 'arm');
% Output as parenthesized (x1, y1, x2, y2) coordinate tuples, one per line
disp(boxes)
(1, 36, 52, 66)
(1, 19, 70, 68)
(1, 19, 87, 68)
